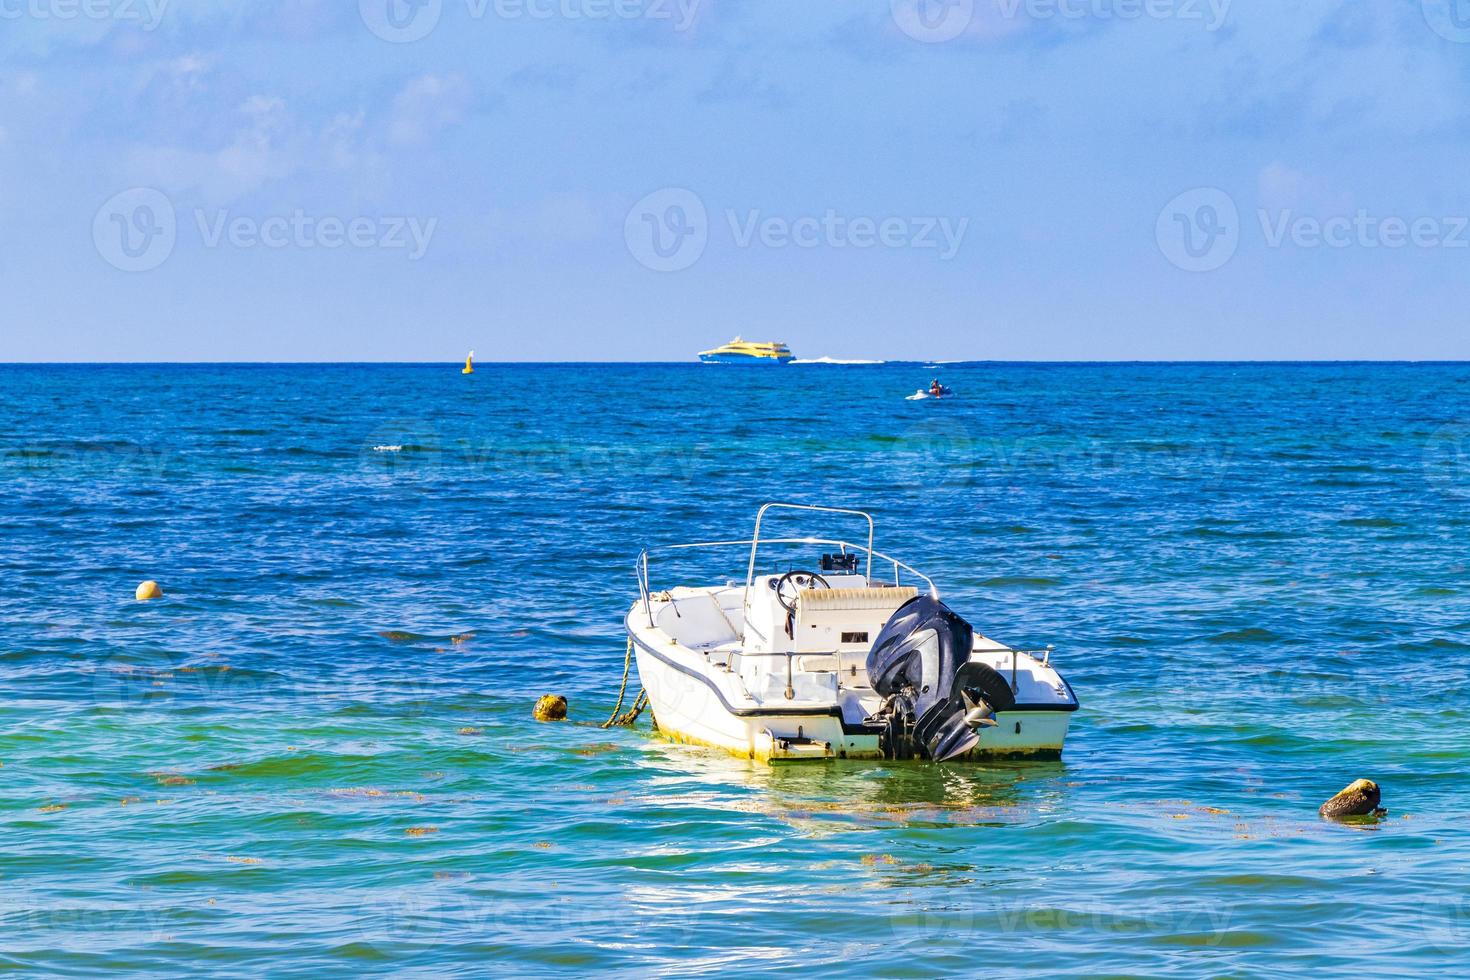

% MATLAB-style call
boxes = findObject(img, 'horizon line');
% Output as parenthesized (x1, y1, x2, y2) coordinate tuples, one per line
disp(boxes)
(2, 358, 1470, 367)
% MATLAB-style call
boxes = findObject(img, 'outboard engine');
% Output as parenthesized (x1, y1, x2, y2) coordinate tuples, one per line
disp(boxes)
(865, 596, 1017, 763)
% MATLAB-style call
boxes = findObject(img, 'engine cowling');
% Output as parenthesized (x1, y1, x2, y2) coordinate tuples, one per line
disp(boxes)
(865, 595, 1017, 762)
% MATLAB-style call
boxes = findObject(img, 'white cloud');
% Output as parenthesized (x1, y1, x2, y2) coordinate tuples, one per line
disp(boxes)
(124, 94, 301, 203)
(387, 74, 471, 147)
(171, 55, 210, 84)
(112, 66, 473, 208)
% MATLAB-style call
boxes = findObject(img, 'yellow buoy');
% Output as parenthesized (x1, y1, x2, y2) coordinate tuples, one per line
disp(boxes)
(135, 581, 163, 601)
(462, 350, 475, 375)
(1319, 779, 1384, 820)
(533, 694, 567, 722)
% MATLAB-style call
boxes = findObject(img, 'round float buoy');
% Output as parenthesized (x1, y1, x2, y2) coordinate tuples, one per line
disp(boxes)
(533, 694, 568, 722)
(135, 581, 163, 601)
(1320, 778, 1384, 819)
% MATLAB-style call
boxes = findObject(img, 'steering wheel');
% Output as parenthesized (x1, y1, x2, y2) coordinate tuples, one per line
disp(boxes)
(772, 570, 831, 614)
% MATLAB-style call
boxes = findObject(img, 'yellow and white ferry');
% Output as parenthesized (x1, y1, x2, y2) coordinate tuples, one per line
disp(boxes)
(698, 337, 796, 364)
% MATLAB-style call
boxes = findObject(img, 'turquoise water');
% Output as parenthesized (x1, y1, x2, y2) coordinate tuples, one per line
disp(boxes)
(2, 362, 1468, 976)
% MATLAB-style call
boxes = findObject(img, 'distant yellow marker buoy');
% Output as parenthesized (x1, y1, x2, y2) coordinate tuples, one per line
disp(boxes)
(462, 350, 475, 375)
(136, 580, 163, 601)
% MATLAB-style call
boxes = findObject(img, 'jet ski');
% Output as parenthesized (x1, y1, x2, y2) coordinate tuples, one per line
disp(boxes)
(907, 385, 954, 400)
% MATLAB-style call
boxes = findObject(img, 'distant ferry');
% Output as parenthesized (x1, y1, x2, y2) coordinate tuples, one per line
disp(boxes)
(698, 337, 796, 364)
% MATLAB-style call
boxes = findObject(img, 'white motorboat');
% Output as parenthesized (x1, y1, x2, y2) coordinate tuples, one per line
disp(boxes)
(626, 504, 1079, 764)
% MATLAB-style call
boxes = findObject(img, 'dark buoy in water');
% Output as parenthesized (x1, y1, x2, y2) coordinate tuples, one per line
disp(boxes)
(1320, 779, 1385, 820)
(533, 695, 568, 722)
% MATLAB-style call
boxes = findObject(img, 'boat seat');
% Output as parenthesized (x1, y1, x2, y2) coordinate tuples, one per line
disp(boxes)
(791, 586, 920, 658)
(661, 589, 740, 650)
(797, 586, 918, 612)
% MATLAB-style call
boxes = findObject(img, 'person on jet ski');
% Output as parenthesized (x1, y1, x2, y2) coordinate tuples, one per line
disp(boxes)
(929, 379, 943, 397)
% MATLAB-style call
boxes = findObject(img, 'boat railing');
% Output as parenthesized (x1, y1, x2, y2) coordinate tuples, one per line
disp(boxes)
(746, 503, 875, 586)
(636, 535, 938, 628)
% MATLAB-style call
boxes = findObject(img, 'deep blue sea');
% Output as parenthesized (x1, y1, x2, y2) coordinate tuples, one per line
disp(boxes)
(2, 362, 1468, 977)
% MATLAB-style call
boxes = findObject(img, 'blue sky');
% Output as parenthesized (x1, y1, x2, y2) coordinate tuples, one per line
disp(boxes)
(3, 0, 1470, 361)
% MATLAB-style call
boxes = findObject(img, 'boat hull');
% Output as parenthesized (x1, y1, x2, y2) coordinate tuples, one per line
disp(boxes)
(699, 353, 794, 364)
(626, 615, 1072, 764)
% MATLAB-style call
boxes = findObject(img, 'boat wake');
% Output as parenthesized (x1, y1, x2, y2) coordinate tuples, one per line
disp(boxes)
(791, 356, 886, 365)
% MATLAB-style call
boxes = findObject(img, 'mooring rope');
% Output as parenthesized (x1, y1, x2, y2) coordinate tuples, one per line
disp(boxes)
(602, 636, 649, 729)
